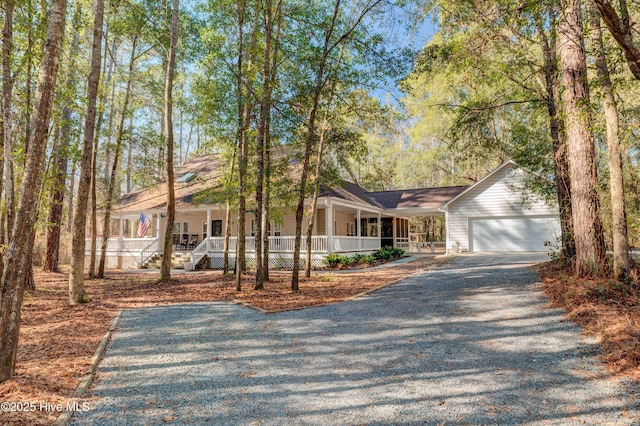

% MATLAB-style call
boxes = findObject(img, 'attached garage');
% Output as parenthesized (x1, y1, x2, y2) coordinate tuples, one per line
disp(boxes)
(442, 161, 561, 253)
(470, 216, 561, 252)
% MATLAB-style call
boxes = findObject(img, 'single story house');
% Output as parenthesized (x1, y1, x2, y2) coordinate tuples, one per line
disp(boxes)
(88, 156, 560, 269)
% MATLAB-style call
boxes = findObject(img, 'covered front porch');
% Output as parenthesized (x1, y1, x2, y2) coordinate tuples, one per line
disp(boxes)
(86, 198, 407, 270)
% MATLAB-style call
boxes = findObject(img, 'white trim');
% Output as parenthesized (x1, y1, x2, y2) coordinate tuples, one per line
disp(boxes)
(441, 160, 516, 210)
(445, 210, 450, 250)
(327, 200, 333, 253)
(323, 197, 382, 214)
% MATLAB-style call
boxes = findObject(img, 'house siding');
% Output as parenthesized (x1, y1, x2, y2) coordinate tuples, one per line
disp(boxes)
(158, 207, 331, 241)
(447, 167, 558, 251)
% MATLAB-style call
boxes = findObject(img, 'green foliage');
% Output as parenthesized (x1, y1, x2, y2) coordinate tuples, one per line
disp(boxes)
(325, 246, 404, 268)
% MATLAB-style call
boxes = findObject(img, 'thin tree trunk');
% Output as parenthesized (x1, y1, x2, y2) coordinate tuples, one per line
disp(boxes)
(558, 0, 606, 277)
(98, 35, 137, 279)
(0, 0, 13, 276)
(223, 151, 236, 275)
(262, 0, 282, 281)
(305, 128, 325, 278)
(44, 6, 82, 272)
(69, 0, 104, 302)
(66, 157, 76, 233)
(254, 0, 275, 289)
(291, 0, 379, 290)
(235, 0, 247, 291)
(0, 0, 68, 383)
(43, 121, 68, 273)
(589, 3, 630, 279)
(292, 0, 343, 291)
(90, 36, 112, 277)
(160, 0, 180, 281)
(2, 0, 14, 250)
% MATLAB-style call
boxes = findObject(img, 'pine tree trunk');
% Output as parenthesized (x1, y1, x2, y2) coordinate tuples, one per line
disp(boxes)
(2, 1, 14, 251)
(535, 6, 576, 261)
(0, 0, 68, 383)
(44, 8, 81, 273)
(558, 0, 606, 277)
(261, 0, 282, 282)
(160, 0, 180, 281)
(235, 0, 248, 291)
(69, 0, 104, 302)
(589, 3, 630, 279)
(98, 34, 136, 279)
(90, 36, 115, 278)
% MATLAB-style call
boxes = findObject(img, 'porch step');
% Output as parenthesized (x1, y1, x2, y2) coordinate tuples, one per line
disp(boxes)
(142, 253, 192, 270)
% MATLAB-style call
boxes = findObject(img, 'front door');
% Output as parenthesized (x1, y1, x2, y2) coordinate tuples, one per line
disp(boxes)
(211, 220, 222, 237)
(211, 220, 223, 237)
(381, 218, 394, 247)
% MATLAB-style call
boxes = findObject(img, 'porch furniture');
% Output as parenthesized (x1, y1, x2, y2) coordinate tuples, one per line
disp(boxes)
(188, 234, 199, 249)
(178, 234, 189, 250)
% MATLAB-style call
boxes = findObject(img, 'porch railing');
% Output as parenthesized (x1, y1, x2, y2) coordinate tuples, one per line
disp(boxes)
(192, 235, 378, 255)
(139, 238, 160, 265)
(86, 237, 158, 253)
(331, 236, 380, 252)
(190, 238, 209, 264)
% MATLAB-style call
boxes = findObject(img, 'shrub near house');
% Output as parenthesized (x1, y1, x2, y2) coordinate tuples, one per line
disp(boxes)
(325, 247, 405, 268)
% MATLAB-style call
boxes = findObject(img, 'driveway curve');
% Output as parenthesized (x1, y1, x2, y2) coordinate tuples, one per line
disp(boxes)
(72, 253, 640, 425)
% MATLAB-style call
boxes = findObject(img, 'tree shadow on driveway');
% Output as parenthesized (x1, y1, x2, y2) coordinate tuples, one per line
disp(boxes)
(72, 254, 640, 425)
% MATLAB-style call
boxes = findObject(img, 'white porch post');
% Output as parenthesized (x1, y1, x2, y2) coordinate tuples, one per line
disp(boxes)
(392, 216, 396, 247)
(206, 208, 211, 251)
(445, 210, 450, 252)
(118, 217, 124, 247)
(357, 208, 361, 251)
(118, 216, 124, 269)
(377, 212, 381, 249)
(327, 201, 333, 253)
(156, 214, 161, 239)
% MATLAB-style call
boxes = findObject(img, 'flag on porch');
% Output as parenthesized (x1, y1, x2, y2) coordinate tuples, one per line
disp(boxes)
(137, 212, 151, 237)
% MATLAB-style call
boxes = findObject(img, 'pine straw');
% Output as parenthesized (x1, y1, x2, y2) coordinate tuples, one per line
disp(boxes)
(538, 258, 640, 381)
(0, 256, 444, 425)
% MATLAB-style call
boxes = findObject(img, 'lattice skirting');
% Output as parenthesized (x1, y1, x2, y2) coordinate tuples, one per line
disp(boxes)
(208, 253, 327, 270)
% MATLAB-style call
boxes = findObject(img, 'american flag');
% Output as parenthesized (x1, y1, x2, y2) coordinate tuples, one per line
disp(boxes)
(137, 212, 151, 237)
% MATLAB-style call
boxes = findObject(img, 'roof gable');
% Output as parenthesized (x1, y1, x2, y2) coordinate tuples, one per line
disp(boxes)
(442, 160, 519, 209)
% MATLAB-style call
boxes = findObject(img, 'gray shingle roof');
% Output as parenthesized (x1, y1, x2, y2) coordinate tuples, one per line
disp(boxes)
(368, 186, 469, 209)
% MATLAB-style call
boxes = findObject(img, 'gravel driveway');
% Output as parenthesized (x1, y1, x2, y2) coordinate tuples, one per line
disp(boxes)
(71, 253, 640, 425)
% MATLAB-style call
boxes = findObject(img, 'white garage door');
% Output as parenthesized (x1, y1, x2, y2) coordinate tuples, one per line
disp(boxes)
(470, 216, 560, 252)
